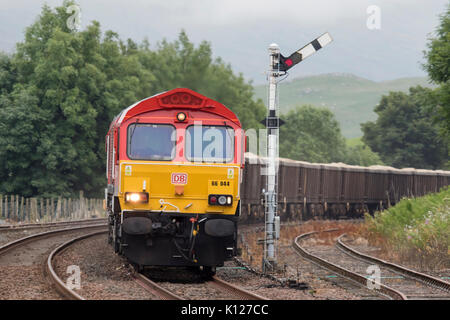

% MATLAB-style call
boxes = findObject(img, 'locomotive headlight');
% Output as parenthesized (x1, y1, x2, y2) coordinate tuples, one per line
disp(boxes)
(125, 192, 149, 203)
(130, 193, 140, 202)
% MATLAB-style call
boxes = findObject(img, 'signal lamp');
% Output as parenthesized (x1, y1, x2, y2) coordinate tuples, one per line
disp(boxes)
(125, 192, 149, 203)
(176, 112, 187, 122)
(209, 196, 217, 204)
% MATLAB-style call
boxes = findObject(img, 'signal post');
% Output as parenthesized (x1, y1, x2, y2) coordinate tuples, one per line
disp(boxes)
(261, 33, 333, 273)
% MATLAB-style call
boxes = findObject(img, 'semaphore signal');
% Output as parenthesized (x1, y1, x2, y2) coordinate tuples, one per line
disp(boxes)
(261, 32, 333, 273)
(278, 32, 333, 71)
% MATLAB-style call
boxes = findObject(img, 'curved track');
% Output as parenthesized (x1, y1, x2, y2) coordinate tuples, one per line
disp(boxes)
(45, 230, 267, 300)
(0, 223, 107, 300)
(293, 229, 450, 300)
(336, 234, 450, 298)
(0, 218, 107, 231)
(293, 230, 404, 300)
(46, 230, 108, 300)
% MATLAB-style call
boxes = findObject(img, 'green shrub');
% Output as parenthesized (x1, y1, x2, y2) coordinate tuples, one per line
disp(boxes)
(365, 186, 449, 269)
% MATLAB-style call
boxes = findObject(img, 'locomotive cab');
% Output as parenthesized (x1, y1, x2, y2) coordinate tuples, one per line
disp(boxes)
(105, 88, 245, 272)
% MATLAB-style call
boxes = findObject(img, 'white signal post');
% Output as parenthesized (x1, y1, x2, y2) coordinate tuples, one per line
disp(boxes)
(262, 33, 333, 273)
(262, 43, 280, 273)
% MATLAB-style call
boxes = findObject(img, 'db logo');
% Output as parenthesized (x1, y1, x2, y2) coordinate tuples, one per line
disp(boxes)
(171, 172, 188, 185)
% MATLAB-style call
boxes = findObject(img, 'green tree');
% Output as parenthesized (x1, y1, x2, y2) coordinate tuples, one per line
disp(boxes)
(423, 3, 450, 137)
(361, 86, 448, 169)
(279, 105, 347, 163)
(0, 53, 15, 94)
(344, 143, 384, 166)
(0, 1, 157, 197)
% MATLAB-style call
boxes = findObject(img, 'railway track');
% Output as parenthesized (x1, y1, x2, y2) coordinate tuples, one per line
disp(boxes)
(0, 218, 107, 231)
(336, 234, 450, 297)
(0, 222, 107, 300)
(293, 229, 450, 300)
(45, 231, 267, 300)
(137, 270, 268, 300)
(0, 218, 108, 248)
(46, 230, 108, 300)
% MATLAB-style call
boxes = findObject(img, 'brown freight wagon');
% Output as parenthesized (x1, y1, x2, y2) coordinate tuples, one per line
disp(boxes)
(242, 153, 450, 222)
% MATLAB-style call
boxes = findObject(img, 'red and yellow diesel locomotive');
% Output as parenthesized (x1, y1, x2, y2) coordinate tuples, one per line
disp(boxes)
(105, 88, 245, 274)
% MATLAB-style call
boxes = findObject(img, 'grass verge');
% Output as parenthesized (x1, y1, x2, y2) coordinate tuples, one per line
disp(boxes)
(363, 186, 449, 270)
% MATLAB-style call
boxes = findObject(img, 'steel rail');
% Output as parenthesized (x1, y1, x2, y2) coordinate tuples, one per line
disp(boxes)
(336, 234, 450, 293)
(0, 224, 107, 256)
(210, 275, 268, 300)
(135, 273, 268, 300)
(46, 230, 108, 300)
(292, 230, 407, 300)
(0, 218, 107, 231)
(134, 273, 185, 300)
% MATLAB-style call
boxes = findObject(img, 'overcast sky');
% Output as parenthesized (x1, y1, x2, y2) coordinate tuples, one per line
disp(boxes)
(0, 0, 447, 84)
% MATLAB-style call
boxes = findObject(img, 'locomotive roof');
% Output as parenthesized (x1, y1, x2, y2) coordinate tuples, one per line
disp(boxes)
(111, 88, 241, 128)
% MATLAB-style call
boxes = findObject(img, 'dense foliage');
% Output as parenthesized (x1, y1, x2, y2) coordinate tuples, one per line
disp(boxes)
(0, 1, 265, 197)
(279, 105, 383, 165)
(344, 141, 383, 167)
(423, 3, 450, 138)
(279, 105, 347, 163)
(361, 86, 448, 169)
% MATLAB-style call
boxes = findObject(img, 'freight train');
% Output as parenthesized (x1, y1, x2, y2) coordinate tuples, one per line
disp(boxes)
(240, 154, 450, 222)
(105, 88, 245, 274)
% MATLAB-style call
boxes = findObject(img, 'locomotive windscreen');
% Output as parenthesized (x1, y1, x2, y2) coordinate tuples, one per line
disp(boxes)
(127, 124, 175, 160)
(185, 125, 234, 163)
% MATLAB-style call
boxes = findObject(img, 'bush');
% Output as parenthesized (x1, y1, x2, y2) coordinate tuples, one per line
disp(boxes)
(364, 186, 450, 270)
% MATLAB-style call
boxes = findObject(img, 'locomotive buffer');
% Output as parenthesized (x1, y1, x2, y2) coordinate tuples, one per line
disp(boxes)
(261, 32, 333, 273)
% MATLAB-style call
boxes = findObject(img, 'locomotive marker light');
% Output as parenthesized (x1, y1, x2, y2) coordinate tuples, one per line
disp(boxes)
(262, 32, 333, 273)
(176, 112, 187, 122)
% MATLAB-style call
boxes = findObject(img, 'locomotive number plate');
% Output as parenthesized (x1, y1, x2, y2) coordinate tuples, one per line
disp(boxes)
(210, 180, 231, 187)
(171, 172, 188, 185)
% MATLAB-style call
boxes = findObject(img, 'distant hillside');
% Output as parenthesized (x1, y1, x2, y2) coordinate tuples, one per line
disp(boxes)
(253, 73, 434, 138)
